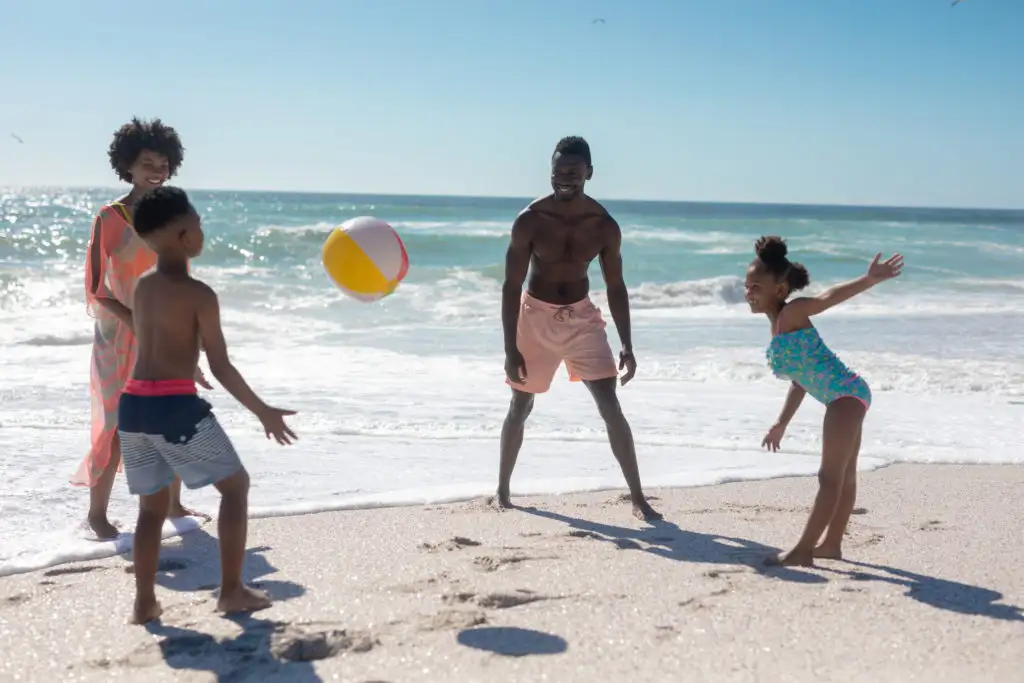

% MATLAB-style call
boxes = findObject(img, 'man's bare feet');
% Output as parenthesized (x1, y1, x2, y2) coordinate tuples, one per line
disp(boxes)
(167, 504, 211, 521)
(87, 514, 120, 540)
(130, 597, 163, 624)
(632, 498, 663, 522)
(813, 544, 843, 560)
(494, 488, 514, 510)
(216, 585, 271, 615)
(764, 548, 815, 567)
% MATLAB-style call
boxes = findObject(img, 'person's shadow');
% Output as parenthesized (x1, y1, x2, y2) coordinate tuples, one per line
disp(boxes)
(832, 560, 1024, 622)
(127, 528, 306, 603)
(145, 615, 322, 682)
(518, 505, 826, 584)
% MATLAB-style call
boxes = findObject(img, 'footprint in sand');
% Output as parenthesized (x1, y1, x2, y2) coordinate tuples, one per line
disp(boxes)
(861, 533, 885, 546)
(419, 536, 482, 552)
(44, 565, 104, 578)
(270, 627, 378, 662)
(445, 589, 552, 609)
(918, 520, 946, 531)
(2, 594, 29, 606)
(419, 609, 488, 631)
(474, 554, 555, 572)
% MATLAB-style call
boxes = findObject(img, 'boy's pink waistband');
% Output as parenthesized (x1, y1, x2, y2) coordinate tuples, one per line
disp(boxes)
(522, 291, 592, 311)
(124, 379, 197, 397)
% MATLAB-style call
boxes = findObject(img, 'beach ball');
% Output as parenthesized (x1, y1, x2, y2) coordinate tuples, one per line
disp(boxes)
(321, 216, 409, 302)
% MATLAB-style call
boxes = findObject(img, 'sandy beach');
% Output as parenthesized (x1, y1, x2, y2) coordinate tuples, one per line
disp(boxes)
(1, 463, 1021, 682)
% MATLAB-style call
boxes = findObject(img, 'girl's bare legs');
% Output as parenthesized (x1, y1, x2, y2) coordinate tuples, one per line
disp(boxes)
(815, 426, 862, 559)
(87, 432, 122, 539)
(767, 398, 866, 567)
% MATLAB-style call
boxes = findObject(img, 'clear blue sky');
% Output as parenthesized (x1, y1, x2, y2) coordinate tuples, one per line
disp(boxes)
(1, 0, 1021, 208)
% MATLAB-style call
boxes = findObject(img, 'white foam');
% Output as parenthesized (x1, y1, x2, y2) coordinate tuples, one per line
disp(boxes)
(0, 516, 206, 578)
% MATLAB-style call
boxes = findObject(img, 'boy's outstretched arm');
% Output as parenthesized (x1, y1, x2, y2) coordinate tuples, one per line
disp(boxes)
(196, 285, 271, 416)
(786, 253, 904, 318)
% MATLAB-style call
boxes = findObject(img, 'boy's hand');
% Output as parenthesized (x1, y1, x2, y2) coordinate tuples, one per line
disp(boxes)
(761, 423, 787, 452)
(195, 367, 214, 391)
(258, 406, 298, 445)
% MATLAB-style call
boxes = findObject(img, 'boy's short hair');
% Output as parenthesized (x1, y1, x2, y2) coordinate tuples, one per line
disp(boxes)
(134, 186, 192, 236)
(108, 117, 185, 183)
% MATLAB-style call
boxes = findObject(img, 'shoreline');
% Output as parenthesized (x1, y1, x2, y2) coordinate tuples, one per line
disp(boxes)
(1, 463, 1021, 682)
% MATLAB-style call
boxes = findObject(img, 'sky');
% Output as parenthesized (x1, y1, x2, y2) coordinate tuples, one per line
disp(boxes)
(1, 0, 1022, 208)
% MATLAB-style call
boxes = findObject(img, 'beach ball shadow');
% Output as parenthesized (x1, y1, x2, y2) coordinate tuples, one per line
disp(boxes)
(457, 626, 568, 657)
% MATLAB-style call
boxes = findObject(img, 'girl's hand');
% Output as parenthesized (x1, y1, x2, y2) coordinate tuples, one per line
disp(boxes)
(866, 253, 904, 283)
(761, 423, 787, 452)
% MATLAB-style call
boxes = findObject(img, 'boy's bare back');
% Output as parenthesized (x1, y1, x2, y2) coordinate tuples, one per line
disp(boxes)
(132, 272, 213, 382)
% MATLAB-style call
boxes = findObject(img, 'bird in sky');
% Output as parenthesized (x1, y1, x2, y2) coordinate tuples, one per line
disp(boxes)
(591, 18, 605, 24)
(10, 133, 24, 144)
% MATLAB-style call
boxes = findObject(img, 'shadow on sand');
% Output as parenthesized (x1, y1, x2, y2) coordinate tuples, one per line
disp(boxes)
(518, 505, 825, 584)
(125, 527, 306, 602)
(145, 615, 323, 683)
(833, 560, 1024, 622)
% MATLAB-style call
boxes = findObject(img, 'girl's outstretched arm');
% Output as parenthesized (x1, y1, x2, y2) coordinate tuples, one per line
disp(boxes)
(785, 253, 903, 318)
(776, 381, 806, 426)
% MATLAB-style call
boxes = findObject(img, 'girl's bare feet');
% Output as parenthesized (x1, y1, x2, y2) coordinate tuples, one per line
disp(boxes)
(130, 597, 163, 625)
(813, 543, 843, 560)
(764, 547, 815, 567)
(216, 585, 271, 615)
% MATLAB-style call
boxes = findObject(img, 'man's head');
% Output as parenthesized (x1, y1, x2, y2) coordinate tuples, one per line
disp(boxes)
(133, 186, 203, 259)
(551, 136, 593, 202)
(108, 117, 184, 190)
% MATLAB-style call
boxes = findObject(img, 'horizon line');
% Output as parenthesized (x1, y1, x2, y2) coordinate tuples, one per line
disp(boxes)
(2, 184, 1022, 213)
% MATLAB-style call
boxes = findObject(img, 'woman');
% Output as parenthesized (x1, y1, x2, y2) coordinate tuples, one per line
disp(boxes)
(74, 117, 210, 539)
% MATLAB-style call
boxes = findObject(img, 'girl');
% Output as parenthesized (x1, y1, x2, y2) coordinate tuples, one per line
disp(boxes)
(744, 235, 902, 566)
(74, 117, 211, 539)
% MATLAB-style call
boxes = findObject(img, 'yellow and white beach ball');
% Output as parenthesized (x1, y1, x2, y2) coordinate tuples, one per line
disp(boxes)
(321, 216, 409, 303)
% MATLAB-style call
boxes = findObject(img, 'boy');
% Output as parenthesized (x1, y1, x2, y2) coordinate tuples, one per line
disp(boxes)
(120, 186, 296, 624)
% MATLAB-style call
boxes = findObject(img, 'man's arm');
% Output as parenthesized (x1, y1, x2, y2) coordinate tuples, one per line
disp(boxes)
(502, 212, 533, 355)
(196, 284, 270, 416)
(599, 217, 632, 353)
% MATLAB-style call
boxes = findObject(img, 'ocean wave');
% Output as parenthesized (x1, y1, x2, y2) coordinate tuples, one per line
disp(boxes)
(18, 333, 91, 347)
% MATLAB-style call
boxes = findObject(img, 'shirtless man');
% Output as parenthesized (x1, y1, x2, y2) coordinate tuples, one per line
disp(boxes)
(120, 186, 296, 623)
(498, 136, 661, 521)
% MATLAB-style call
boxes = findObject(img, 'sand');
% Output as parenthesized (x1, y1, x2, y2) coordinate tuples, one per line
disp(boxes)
(0, 463, 1021, 682)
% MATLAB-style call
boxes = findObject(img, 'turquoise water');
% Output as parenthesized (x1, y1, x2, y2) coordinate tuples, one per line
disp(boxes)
(1, 188, 1023, 575)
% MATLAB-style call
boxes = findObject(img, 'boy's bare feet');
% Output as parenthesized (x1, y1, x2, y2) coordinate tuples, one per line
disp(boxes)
(87, 514, 120, 540)
(813, 543, 843, 560)
(130, 597, 163, 624)
(633, 497, 663, 522)
(167, 504, 211, 521)
(216, 585, 271, 615)
(764, 548, 815, 567)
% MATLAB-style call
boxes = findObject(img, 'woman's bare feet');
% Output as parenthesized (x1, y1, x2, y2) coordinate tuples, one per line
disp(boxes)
(764, 548, 815, 567)
(216, 585, 271, 615)
(130, 597, 163, 625)
(166, 503, 211, 521)
(87, 514, 120, 540)
(813, 543, 843, 560)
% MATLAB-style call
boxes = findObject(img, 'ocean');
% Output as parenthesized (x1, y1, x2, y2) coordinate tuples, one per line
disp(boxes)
(1, 188, 1022, 577)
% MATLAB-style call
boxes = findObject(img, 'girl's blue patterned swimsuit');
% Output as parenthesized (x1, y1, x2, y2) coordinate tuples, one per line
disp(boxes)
(766, 319, 872, 409)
